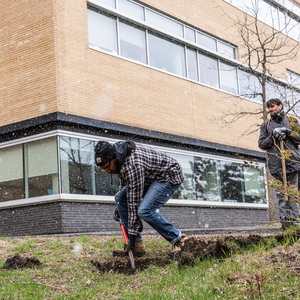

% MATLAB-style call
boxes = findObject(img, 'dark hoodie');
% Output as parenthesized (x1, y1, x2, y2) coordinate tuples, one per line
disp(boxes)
(258, 110, 300, 175)
(113, 140, 136, 172)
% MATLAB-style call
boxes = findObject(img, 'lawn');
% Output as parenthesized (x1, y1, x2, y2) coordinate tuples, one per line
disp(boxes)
(1, 227, 300, 299)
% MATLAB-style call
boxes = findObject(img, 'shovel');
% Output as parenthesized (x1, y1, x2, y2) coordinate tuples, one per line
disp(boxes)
(115, 211, 136, 272)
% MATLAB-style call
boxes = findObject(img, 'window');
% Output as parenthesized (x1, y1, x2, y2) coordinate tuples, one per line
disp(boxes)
(0, 145, 24, 201)
(226, 0, 300, 42)
(220, 62, 238, 94)
(186, 48, 198, 81)
(118, 0, 144, 20)
(244, 165, 266, 203)
(96, 0, 115, 8)
(238, 69, 261, 102)
(199, 53, 219, 88)
(197, 32, 217, 52)
(168, 153, 196, 200)
(60, 137, 95, 194)
(287, 70, 300, 88)
(194, 157, 221, 201)
(218, 41, 236, 59)
(220, 161, 244, 203)
(146, 9, 183, 37)
(185, 27, 196, 42)
(287, 88, 300, 115)
(174, 154, 266, 203)
(266, 81, 286, 101)
(88, 9, 118, 53)
(148, 32, 186, 77)
(257, 1, 279, 29)
(25, 137, 58, 198)
(59, 137, 119, 196)
(119, 21, 147, 64)
(87, 3, 237, 95)
(0, 134, 267, 205)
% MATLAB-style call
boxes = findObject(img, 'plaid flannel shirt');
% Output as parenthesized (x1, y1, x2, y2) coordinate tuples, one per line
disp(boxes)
(119, 144, 184, 235)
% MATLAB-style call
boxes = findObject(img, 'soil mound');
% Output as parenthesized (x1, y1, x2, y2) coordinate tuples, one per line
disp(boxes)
(2, 254, 42, 269)
(91, 230, 300, 275)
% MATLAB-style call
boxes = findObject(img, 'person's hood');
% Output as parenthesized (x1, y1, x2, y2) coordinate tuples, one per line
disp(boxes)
(113, 141, 135, 172)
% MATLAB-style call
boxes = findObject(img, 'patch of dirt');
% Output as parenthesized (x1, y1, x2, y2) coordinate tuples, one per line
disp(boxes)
(2, 254, 42, 269)
(91, 229, 300, 275)
(91, 257, 171, 275)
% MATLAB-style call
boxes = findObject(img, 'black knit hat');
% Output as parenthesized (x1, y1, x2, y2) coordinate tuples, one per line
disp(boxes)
(94, 141, 116, 166)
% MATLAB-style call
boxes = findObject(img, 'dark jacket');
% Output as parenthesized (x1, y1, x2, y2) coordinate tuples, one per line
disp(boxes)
(113, 141, 184, 235)
(258, 110, 300, 175)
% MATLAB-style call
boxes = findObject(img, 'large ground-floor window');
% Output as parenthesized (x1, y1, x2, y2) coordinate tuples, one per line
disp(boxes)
(0, 133, 266, 204)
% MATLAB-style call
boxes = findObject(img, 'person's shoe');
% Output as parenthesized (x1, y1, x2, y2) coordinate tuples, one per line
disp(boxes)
(280, 216, 295, 229)
(170, 234, 189, 256)
(112, 241, 146, 257)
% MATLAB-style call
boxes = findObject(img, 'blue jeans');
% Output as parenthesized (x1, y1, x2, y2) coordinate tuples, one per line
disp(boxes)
(115, 181, 183, 244)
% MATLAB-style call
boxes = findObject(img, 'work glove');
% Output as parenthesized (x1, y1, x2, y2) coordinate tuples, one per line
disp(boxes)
(125, 234, 136, 253)
(138, 219, 143, 232)
(272, 127, 291, 140)
(114, 208, 143, 231)
(113, 208, 120, 222)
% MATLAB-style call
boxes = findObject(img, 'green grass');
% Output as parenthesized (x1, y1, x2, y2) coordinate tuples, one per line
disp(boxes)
(1, 229, 300, 299)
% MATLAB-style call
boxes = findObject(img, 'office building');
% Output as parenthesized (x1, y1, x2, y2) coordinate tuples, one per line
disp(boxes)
(1, 0, 300, 236)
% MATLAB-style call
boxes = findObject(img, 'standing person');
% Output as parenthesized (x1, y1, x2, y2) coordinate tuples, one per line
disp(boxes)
(258, 98, 300, 223)
(94, 140, 188, 257)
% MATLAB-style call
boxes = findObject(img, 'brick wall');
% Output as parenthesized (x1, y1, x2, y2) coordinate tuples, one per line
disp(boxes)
(3, 0, 299, 154)
(0, 202, 269, 237)
(0, 0, 58, 126)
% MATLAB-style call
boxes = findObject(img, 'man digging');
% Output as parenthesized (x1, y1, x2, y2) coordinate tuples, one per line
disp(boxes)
(94, 140, 188, 257)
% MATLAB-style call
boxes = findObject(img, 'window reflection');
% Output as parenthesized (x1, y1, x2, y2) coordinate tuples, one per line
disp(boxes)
(88, 10, 118, 54)
(238, 69, 261, 102)
(199, 53, 219, 88)
(185, 27, 196, 42)
(197, 32, 217, 52)
(194, 157, 221, 201)
(220, 62, 238, 94)
(168, 152, 196, 200)
(244, 165, 266, 203)
(0, 145, 24, 201)
(118, 0, 144, 20)
(26, 137, 58, 197)
(148, 32, 186, 77)
(220, 161, 244, 202)
(218, 41, 236, 59)
(119, 21, 147, 64)
(147, 10, 183, 37)
(186, 48, 198, 81)
(0, 135, 266, 204)
(60, 137, 95, 194)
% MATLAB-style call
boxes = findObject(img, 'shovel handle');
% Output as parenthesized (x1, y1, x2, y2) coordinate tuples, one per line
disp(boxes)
(120, 223, 128, 244)
(120, 222, 136, 271)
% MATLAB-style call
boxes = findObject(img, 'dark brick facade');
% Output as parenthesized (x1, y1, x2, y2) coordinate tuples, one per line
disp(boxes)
(0, 202, 269, 237)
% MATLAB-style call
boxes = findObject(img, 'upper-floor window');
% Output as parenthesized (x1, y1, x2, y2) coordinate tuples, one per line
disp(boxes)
(287, 70, 300, 88)
(87, 2, 237, 96)
(89, 0, 236, 59)
(225, 0, 300, 42)
(87, 0, 300, 107)
(286, 70, 300, 114)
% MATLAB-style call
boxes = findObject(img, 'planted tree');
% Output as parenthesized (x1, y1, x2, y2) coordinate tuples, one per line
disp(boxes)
(217, 1, 300, 221)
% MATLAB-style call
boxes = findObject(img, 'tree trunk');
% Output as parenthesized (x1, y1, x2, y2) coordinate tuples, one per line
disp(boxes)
(280, 139, 288, 202)
(267, 169, 277, 222)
